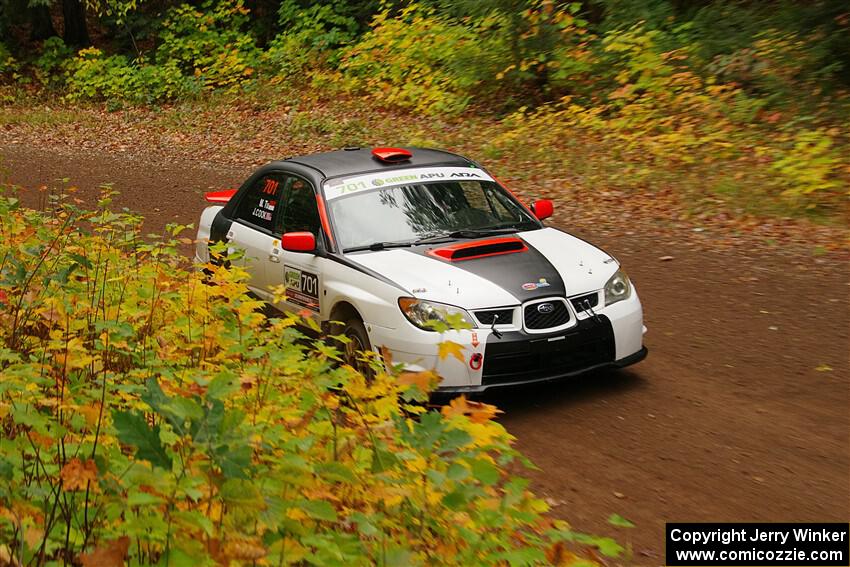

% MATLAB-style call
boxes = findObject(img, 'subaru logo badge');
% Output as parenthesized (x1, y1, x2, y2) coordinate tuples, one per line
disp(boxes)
(537, 303, 555, 314)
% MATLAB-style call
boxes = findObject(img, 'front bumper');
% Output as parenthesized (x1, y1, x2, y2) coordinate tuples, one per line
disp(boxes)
(368, 290, 646, 392)
(437, 345, 647, 394)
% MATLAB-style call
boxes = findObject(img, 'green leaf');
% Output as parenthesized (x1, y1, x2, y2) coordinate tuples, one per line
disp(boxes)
(206, 371, 239, 400)
(112, 410, 171, 469)
(446, 462, 468, 481)
(127, 490, 165, 506)
(471, 459, 499, 485)
(370, 448, 398, 473)
(300, 499, 338, 522)
(316, 462, 357, 483)
(607, 513, 635, 528)
(441, 490, 468, 510)
(67, 252, 93, 269)
(595, 537, 624, 557)
(213, 444, 251, 479)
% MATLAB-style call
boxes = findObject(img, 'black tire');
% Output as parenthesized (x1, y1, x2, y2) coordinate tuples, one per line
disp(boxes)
(340, 317, 375, 378)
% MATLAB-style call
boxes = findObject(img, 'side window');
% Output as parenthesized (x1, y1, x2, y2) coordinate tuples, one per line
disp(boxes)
(233, 174, 285, 233)
(277, 177, 321, 237)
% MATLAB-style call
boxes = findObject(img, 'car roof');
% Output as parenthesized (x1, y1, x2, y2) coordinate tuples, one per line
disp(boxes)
(280, 147, 475, 180)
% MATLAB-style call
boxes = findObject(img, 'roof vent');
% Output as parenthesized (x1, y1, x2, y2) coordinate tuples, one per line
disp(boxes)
(372, 147, 412, 163)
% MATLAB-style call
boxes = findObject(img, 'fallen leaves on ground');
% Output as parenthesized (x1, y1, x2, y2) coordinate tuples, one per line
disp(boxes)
(78, 537, 130, 567)
(0, 98, 846, 260)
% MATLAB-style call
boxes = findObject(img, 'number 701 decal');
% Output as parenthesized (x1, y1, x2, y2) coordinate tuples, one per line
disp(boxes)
(283, 265, 320, 311)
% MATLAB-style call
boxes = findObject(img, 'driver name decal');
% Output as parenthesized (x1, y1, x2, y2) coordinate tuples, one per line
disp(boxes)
(324, 167, 495, 200)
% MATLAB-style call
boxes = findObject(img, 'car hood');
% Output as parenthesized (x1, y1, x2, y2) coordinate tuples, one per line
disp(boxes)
(348, 227, 618, 309)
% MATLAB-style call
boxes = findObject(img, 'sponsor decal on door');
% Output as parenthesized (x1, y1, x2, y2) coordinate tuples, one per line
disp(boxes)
(284, 265, 320, 311)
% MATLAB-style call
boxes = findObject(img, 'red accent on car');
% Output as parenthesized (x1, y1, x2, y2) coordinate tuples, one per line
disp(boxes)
(372, 147, 412, 163)
(491, 175, 535, 215)
(469, 353, 483, 370)
(531, 199, 554, 220)
(204, 189, 237, 204)
(315, 194, 335, 248)
(427, 237, 528, 262)
(281, 232, 316, 252)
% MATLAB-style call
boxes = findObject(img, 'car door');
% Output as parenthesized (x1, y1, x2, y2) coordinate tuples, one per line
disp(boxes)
(270, 176, 325, 319)
(227, 172, 287, 300)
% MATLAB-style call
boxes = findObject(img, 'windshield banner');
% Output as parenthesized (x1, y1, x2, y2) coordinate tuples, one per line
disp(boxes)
(324, 167, 495, 200)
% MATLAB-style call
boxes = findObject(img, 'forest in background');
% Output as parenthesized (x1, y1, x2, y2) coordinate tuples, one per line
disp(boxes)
(1, 2, 848, 564)
(0, 0, 848, 218)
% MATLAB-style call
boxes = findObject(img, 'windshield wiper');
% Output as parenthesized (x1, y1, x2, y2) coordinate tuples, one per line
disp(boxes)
(342, 241, 415, 253)
(414, 227, 522, 244)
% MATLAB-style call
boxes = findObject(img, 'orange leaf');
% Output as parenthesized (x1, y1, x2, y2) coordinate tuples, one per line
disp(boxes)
(441, 395, 501, 423)
(60, 458, 98, 491)
(437, 340, 465, 363)
(545, 541, 582, 565)
(379, 345, 393, 367)
(398, 370, 438, 391)
(223, 538, 267, 561)
(78, 536, 130, 567)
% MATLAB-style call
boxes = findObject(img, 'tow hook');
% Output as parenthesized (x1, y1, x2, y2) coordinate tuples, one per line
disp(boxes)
(582, 299, 602, 324)
(489, 314, 503, 339)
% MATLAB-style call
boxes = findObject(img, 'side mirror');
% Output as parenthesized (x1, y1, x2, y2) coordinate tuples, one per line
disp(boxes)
(281, 232, 316, 252)
(530, 199, 553, 221)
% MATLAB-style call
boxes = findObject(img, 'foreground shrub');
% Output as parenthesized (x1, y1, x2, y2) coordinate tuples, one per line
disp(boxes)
(0, 192, 619, 565)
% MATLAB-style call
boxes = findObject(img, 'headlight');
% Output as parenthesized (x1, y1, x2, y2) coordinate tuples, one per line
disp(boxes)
(398, 298, 474, 331)
(604, 269, 632, 306)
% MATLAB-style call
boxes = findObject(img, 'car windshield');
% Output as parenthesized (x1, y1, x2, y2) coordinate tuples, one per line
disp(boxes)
(328, 180, 539, 251)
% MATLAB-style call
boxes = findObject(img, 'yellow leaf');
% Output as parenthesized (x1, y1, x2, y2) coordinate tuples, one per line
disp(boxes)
(437, 340, 465, 363)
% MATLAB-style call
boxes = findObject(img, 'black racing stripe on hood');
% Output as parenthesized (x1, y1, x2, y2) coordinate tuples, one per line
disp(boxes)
(407, 237, 564, 301)
(328, 254, 409, 294)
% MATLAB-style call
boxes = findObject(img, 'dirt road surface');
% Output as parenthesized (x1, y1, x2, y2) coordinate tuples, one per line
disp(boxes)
(3, 145, 848, 562)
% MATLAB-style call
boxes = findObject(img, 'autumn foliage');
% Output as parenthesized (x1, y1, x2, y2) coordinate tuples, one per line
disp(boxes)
(1, 1, 847, 215)
(0, 191, 621, 565)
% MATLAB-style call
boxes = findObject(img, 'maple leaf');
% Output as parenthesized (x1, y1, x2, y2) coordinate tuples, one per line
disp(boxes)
(437, 340, 465, 363)
(398, 370, 438, 391)
(60, 458, 98, 491)
(441, 395, 502, 423)
(78, 536, 130, 567)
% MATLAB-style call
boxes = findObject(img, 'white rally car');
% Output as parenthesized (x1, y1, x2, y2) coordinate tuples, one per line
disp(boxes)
(195, 147, 646, 392)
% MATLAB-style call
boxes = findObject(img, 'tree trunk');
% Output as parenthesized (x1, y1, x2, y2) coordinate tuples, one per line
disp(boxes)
(62, 0, 90, 46)
(30, 4, 58, 41)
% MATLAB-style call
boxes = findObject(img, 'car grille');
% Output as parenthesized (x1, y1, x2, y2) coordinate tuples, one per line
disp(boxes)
(482, 316, 615, 385)
(524, 299, 570, 330)
(474, 308, 514, 326)
(570, 292, 599, 313)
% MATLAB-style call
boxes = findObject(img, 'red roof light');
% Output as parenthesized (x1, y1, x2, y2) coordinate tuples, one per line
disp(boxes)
(372, 147, 412, 163)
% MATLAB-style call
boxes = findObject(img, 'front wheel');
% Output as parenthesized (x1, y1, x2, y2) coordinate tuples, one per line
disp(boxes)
(340, 318, 375, 379)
